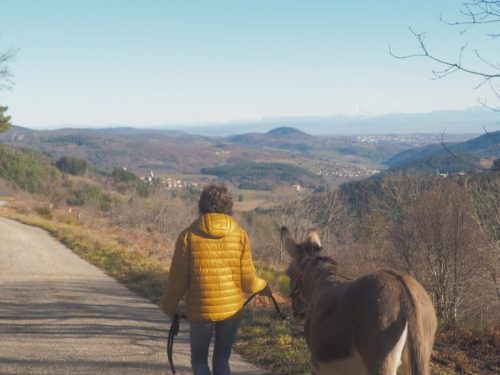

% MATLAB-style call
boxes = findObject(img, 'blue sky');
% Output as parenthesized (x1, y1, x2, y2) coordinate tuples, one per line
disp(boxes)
(0, 0, 497, 128)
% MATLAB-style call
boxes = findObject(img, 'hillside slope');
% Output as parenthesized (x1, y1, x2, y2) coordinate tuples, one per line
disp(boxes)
(385, 131, 500, 172)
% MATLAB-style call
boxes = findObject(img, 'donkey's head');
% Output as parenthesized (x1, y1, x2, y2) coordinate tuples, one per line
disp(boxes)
(281, 226, 322, 258)
(281, 226, 324, 280)
(281, 226, 325, 318)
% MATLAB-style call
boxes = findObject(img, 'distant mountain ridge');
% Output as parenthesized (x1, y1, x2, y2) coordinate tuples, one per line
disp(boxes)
(179, 107, 500, 136)
(9, 107, 499, 136)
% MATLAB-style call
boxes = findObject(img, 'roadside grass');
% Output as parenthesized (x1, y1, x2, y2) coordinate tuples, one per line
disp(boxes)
(235, 307, 312, 375)
(238, 265, 312, 374)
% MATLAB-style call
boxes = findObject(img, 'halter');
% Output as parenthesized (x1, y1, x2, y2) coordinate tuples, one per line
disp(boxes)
(289, 252, 317, 319)
(289, 271, 308, 319)
(289, 256, 352, 319)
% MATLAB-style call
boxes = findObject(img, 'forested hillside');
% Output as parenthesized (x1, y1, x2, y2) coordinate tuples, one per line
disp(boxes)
(201, 162, 319, 190)
(386, 130, 500, 172)
(0, 145, 58, 193)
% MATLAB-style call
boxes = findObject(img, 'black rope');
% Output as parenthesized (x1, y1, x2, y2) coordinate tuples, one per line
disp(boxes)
(167, 288, 286, 373)
(167, 313, 180, 374)
(242, 288, 287, 320)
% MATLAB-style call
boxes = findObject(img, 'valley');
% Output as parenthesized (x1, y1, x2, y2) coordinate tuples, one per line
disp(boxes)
(0, 125, 478, 210)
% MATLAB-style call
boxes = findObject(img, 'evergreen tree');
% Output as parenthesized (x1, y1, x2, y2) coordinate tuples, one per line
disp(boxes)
(0, 105, 11, 133)
(56, 156, 89, 176)
(493, 158, 500, 171)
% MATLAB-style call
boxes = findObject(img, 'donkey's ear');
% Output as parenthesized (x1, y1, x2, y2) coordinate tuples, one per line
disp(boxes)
(281, 226, 298, 258)
(307, 229, 322, 249)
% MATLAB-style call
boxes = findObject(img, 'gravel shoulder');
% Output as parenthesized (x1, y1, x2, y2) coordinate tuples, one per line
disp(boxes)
(0, 216, 266, 375)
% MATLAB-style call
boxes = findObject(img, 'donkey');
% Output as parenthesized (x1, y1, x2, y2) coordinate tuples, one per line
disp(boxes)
(281, 227, 437, 375)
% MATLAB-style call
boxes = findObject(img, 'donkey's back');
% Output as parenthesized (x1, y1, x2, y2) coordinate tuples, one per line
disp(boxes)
(307, 270, 437, 375)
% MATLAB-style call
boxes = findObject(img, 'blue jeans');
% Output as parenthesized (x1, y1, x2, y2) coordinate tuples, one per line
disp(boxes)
(189, 319, 240, 375)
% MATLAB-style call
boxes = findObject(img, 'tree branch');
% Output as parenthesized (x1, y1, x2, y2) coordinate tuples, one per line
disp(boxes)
(391, 28, 500, 80)
(0, 46, 17, 91)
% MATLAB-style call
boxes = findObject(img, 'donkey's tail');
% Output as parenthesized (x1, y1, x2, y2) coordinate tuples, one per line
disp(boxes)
(405, 304, 427, 375)
(395, 272, 436, 375)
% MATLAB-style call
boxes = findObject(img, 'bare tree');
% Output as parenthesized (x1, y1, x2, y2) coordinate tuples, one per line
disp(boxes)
(391, 1, 500, 110)
(468, 174, 500, 304)
(259, 188, 350, 265)
(394, 180, 482, 324)
(111, 192, 197, 242)
(368, 172, 434, 273)
(267, 198, 311, 264)
(302, 190, 350, 251)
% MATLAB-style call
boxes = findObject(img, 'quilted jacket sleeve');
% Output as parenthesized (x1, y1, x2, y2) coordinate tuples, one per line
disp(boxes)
(240, 231, 267, 294)
(161, 230, 190, 317)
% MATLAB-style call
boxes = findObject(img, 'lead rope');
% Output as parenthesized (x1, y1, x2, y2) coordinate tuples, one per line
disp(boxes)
(167, 288, 286, 374)
(242, 288, 287, 320)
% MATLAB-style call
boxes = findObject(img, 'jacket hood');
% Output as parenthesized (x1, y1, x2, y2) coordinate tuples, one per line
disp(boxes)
(192, 213, 236, 239)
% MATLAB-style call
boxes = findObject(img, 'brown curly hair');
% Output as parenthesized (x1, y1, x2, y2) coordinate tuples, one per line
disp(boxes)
(198, 184, 233, 215)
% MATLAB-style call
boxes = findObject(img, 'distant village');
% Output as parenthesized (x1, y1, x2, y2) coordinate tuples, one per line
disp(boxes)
(140, 170, 307, 192)
(140, 171, 199, 189)
(312, 164, 380, 179)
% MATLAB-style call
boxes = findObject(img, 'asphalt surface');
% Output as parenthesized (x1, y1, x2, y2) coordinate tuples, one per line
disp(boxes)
(0, 215, 267, 375)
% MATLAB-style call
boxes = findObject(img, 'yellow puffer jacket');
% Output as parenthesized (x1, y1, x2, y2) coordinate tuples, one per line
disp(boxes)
(161, 213, 267, 321)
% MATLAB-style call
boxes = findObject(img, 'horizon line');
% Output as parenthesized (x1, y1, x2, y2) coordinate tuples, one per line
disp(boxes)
(9, 106, 495, 131)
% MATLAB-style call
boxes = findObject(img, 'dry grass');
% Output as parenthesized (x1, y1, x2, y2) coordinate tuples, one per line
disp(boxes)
(432, 327, 499, 374)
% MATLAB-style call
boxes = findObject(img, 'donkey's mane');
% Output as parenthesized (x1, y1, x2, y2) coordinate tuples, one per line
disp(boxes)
(297, 242, 322, 254)
(300, 252, 339, 280)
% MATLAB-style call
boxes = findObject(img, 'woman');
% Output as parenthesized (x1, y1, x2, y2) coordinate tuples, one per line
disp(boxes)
(161, 184, 268, 375)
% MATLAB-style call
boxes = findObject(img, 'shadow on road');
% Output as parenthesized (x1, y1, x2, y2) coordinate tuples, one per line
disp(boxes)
(0, 278, 193, 374)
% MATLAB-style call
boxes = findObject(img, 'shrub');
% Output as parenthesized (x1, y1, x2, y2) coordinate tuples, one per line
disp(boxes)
(66, 184, 112, 211)
(55, 156, 88, 176)
(111, 168, 139, 183)
(35, 206, 53, 220)
(66, 190, 85, 206)
(493, 158, 500, 171)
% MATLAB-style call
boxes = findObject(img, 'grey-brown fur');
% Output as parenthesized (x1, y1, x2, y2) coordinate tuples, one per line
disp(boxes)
(282, 227, 437, 375)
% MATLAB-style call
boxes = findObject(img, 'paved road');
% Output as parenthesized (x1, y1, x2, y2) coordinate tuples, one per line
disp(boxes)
(0, 216, 267, 375)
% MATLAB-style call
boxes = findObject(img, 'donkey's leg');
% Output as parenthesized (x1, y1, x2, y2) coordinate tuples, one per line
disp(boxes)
(400, 344, 411, 375)
(368, 324, 408, 375)
(388, 323, 408, 375)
